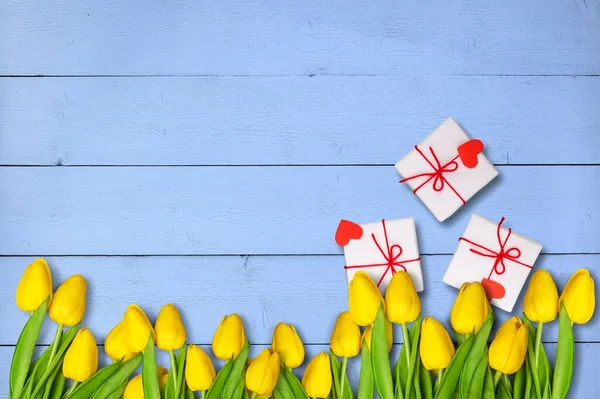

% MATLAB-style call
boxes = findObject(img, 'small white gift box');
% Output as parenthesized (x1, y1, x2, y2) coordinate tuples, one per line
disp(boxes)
(395, 118, 499, 222)
(443, 214, 543, 312)
(335, 218, 423, 294)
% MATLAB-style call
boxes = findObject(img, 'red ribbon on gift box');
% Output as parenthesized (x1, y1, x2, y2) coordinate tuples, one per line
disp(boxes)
(459, 217, 533, 299)
(344, 219, 420, 287)
(400, 146, 466, 205)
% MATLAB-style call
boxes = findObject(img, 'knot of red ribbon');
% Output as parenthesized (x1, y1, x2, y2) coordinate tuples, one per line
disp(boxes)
(400, 146, 466, 205)
(344, 219, 420, 287)
(459, 217, 532, 279)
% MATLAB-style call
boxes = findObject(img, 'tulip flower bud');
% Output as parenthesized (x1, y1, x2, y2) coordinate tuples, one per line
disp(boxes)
(523, 270, 559, 323)
(185, 345, 216, 391)
(63, 328, 98, 382)
(385, 271, 420, 324)
(123, 304, 154, 353)
(245, 349, 280, 396)
(489, 316, 528, 375)
(16, 258, 53, 312)
(362, 317, 393, 352)
(105, 321, 135, 361)
(330, 311, 361, 358)
(560, 269, 595, 324)
(49, 274, 87, 327)
(450, 282, 491, 335)
(212, 313, 247, 360)
(348, 272, 385, 326)
(157, 366, 169, 392)
(155, 304, 186, 351)
(271, 322, 305, 368)
(302, 352, 332, 398)
(123, 374, 143, 399)
(419, 317, 455, 370)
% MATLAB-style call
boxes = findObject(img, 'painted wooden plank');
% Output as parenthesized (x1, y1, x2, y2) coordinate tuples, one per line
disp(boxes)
(2, 0, 599, 76)
(1, 77, 599, 166)
(0, 342, 598, 398)
(0, 255, 597, 345)
(0, 166, 597, 255)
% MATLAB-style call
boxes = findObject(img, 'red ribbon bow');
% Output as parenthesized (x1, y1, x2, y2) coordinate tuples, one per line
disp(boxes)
(400, 146, 466, 205)
(344, 219, 420, 287)
(459, 217, 533, 279)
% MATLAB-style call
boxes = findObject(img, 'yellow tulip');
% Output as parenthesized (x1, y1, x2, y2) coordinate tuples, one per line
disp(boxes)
(489, 317, 528, 374)
(185, 345, 216, 391)
(63, 328, 98, 382)
(155, 304, 186, 351)
(348, 271, 385, 326)
(271, 322, 305, 368)
(450, 282, 491, 335)
(302, 352, 332, 398)
(385, 271, 420, 324)
(523, 270, 559, 323)
(49, 274, 87, 327)
(245, 349, 280, 396)
(105, 321, 135, 361)
(123, 304, 154, 353)
(362, 317, 393, 352)
(560, 269, 595, 324)
(330, 311, 361, 358)
(212, 313, 247, 360)
(123, 367, 169, 399)
(15, 258, 53, 312)
(419, 317, 455, 370)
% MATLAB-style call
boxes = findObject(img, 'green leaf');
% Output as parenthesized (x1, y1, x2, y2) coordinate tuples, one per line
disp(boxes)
(186, 386, 196, 399)
(522, 318, 541, 399)
(283, 367, 309, 399)
(221, 343, 250, 398)
(142, 334, 161, 399)
(90, 354, 142, 399)
(514, 357, 526, 399)
(358, 343, 374, 399)
(330, 353, 353, 399)
(482, 367, 495, 399)
(273, 387, 285, 399)
(551, 304, 574, 399)
(467, 351, 489, 399)
(43, 361, 63, 399)
(419, 361, 433, 399)
(455, 333, 468, 346)
(524, 355, 533, 399)
(412, 356, 422, 399)
(276, 369, 295, 399)
(31, 324, 80, 398)
(175, 345, 188, 399)
(405, 315, 423, 399)
(10, 298, 49, 399)
(65, 361, 122, 399)
(206, 359, 235, 399)
(523, 317, 552, 399)
(372, 306, 394, 399)
(496, 376, 513, 399)
(330, 351, 342, 399)
(231, 372, 247, 399)
(48, 365, 66, 399)
(459, 313, 494, 399)
(104, 381, 129, 399)
(435, 333, 475, 399)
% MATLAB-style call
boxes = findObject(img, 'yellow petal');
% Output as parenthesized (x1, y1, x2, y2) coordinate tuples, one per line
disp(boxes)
(49, 275, 87, 327)
(16, 258, 53, 312)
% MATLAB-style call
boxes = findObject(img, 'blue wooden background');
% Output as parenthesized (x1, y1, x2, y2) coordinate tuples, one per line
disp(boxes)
(1, 0, 599, 396)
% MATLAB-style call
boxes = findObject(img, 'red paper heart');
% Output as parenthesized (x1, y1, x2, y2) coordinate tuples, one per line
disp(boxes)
(458, 139, 484, 169)
(335, 219, 363, 246)
(481, 278, 505, 300)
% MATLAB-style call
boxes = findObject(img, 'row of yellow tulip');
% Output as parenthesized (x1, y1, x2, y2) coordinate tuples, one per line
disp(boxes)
(10, 258, 595, 399)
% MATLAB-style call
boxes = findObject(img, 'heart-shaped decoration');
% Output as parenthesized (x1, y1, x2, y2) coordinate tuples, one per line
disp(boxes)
(335, 219, 363, 246)
(458, 139, 484, 169)
(481, 278, 505, 300)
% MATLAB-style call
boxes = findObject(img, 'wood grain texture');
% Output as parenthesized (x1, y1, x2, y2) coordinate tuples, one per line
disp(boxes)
(0, 343, 598, 399)
(2, 0, 599, 76)
(0, 255, 597, 345)
(0, 166, 597, 255)
(1, 76, 599, 166)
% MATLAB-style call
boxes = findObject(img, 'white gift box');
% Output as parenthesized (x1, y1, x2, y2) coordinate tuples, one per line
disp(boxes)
(336, 218, 423, 294)
(395, 118, 499, 222)
(443, 214, 543, 312)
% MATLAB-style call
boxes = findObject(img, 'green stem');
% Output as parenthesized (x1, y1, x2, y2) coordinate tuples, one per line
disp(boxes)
(435, 369, 444, 390)
(47, 324, 64, 370)
(534, 322, 544, 369)
(65, 381, 79, 397)
(169, 350, 178, 391)
(201, 390, 206, 399)
(494, 371, 503, 389)
(250, 392, 257, 399)
(401, 323, 411, 366)
(503, 375, 512, 394)
(340, 357, 348, 398)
